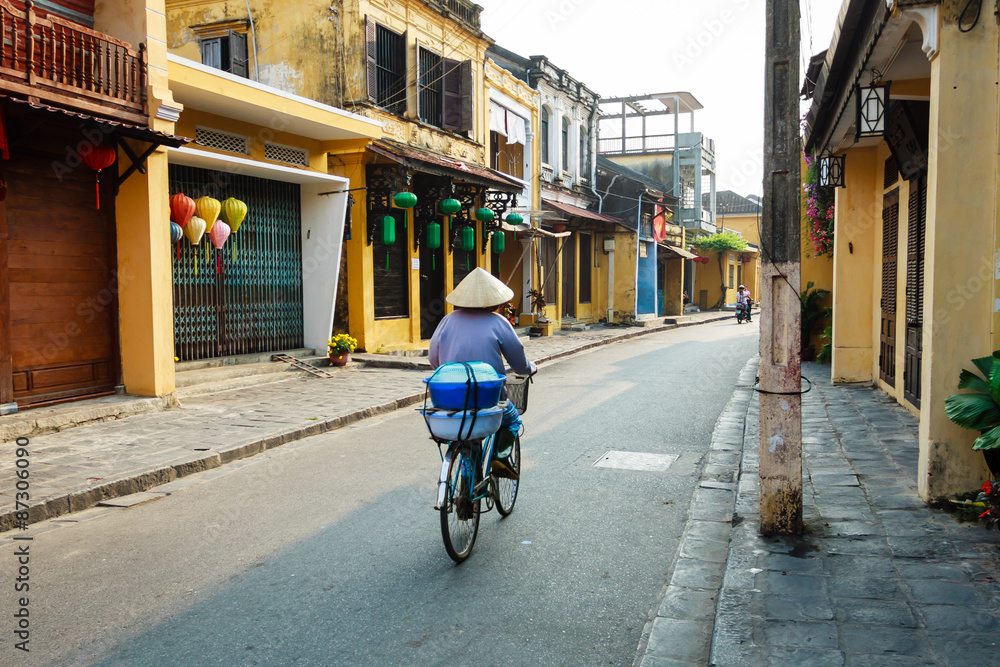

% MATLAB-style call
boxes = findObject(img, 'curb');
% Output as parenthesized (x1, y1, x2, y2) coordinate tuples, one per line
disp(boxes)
(1, 314, 736, 533)
(633, 356, 759, 667)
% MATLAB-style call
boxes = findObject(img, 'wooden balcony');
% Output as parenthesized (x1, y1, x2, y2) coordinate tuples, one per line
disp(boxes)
(0, 0, 147, 124)
(427, 0, 482, 31)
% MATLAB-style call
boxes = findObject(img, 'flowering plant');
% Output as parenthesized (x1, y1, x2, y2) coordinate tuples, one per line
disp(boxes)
(328, 333, 357, 355)
(499, 300, 516, 326)
(528, 289, 546, 313)
(978, 482, 1000, 528)
(803, 153, 835, 258)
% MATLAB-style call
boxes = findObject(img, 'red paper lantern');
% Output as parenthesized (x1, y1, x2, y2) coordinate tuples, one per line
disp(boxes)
(170, 193, 195, 228)
(81, 143, 116, 210)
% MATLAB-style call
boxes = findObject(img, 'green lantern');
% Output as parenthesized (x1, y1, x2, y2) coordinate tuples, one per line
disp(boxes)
(394, 192, 417, 209)
(393, 192, 417, 229)
(475, 207, 495, 223)
(426, 221, 442, 269)
(506, 212, 524, 226)
(492, 231, 506, 254)
(426, 222, 441, 249)
(439, 199, 461, 215)
(382, 215, 396, 245)
(461, 226, 475, 252)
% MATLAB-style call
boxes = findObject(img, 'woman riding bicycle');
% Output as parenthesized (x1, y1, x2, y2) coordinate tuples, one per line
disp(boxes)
(428, 268, 536, 480)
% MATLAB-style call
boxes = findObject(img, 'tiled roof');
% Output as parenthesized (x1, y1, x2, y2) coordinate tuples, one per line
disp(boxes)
(709, 190, 762, 215)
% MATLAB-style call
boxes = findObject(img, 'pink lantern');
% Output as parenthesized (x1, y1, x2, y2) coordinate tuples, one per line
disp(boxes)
(209, 221, 231, 274)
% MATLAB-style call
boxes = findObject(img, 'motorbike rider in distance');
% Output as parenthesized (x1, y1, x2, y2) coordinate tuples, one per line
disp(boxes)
(736, 284, 753, 323)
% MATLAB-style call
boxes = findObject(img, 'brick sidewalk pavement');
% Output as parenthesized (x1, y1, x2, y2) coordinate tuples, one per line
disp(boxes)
(638, 361, 1000, 666)
(0, 311, 731, 531)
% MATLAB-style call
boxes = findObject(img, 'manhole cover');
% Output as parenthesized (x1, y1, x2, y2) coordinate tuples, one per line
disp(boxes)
(594, 451, 679, 472)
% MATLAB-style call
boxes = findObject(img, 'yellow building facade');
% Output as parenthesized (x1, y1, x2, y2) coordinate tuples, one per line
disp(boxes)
(804, 0, 1000, 498)
(166, 1, 382, 370)
(167, 0, 523, 355)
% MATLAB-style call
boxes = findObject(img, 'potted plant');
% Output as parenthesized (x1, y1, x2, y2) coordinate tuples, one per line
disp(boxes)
(945, 351, 1000, 478)
(328, 333, 357, 367)
(528, 289, 547, 320)
(800, 281, 831, 361)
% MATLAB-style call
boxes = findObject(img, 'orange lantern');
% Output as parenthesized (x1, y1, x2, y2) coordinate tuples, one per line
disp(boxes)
(170, 193, 195, 228)
(81, 143, 116, 209)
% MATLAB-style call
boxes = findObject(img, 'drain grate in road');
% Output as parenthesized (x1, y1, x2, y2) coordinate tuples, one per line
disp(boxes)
(594, 451, 679, 472)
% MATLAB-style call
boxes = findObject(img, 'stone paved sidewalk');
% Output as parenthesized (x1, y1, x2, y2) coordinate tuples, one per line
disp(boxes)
(639, 361, 1000, 666)
(0, 311, 731, 531)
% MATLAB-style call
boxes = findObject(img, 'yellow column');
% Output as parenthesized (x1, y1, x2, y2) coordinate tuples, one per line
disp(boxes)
(95, 0, 179, 398)
(920, 14, 1000, 499)
(831, 147, 877, 383)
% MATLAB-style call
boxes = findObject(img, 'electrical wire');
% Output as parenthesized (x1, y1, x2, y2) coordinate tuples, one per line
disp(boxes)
(958, 0, 982, 33)
(753, 375, 813, 395)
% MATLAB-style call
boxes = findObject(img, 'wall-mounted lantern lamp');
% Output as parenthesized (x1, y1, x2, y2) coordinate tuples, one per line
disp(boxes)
(855, 79, 890, 141)
(818, 154, 845, 188)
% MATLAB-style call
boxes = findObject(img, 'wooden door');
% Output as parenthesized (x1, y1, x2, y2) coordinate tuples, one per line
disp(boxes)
(6, 148, 119, 406)
(562, 233, 575, 318)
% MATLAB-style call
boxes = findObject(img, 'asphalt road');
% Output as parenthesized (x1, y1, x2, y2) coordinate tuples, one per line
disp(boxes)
(5, 319, 758, 667)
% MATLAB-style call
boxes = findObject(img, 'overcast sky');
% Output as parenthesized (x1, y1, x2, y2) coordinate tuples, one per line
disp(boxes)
(477, 0, 844, 197)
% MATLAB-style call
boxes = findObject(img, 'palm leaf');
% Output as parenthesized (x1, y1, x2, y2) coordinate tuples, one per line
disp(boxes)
(973, 423, 1000, 450)
(972, 355, 995, 379)
(958, 369, 990, 393)
(945, 393, 1000, 431)
(989, 358, 1000, 404)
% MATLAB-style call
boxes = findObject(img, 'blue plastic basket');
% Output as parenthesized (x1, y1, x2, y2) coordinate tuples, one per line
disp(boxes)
(423, 362, 504, 409)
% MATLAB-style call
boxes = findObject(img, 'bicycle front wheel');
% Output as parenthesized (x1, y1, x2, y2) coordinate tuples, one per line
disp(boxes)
(495, 435, 520, 517)
(440, 444, 480, 563)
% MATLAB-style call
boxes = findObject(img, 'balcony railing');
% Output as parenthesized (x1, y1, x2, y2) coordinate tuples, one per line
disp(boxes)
(598, 134, 676, 155)
(427, 0, 482, 30)
(0, 0, 147, 123)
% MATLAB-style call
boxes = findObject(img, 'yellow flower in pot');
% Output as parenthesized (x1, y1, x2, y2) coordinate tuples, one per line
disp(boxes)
(328, 334, 357, 367)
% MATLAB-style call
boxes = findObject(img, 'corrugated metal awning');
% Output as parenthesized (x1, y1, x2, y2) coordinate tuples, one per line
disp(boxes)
(368, 139, 524, 192)
(542, 197, 622, 224)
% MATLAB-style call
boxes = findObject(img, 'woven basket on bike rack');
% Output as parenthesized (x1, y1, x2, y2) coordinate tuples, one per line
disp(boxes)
(505, 375, 530, 414)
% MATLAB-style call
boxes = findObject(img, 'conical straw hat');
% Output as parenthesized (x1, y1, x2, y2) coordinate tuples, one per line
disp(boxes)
(446, 267, 515, 308)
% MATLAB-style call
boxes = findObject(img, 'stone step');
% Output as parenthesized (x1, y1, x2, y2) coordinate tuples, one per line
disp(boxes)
(174, 354, 332, 399)
(663, 316, 692, 325)
(0, 394, 173, 441)
(175, 348, 316, 372)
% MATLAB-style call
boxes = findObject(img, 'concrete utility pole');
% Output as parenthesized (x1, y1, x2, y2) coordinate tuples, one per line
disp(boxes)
(759, 0, 802, 534)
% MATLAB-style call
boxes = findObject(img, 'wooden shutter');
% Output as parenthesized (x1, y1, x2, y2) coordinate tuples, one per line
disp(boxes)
(365, 16, 377, 103)
(458, 60, 474, 132)
(881, 191, 899, 315)
(228, 31, 248, 78)
(442, 58, 462, 130)
(903, 178, 926, 323)
(201, 38, 222, 70)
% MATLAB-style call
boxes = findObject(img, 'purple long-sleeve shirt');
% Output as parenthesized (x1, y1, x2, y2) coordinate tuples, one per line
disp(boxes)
(428, 310, 537, 377)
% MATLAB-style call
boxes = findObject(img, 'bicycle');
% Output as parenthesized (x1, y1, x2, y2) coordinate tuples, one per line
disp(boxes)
(427, 373, 530, 563)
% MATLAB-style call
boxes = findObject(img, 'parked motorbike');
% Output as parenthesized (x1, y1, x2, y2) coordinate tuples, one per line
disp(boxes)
(736, 299, 753, 324)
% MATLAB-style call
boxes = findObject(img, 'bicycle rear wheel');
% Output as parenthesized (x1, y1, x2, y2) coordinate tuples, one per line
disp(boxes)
(440, 444, 480, 562)
(494, 435, 520, 517)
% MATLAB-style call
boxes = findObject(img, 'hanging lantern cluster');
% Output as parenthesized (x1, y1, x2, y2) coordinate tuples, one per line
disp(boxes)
(169, 192, 248, 276)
